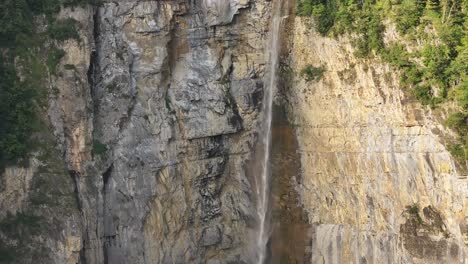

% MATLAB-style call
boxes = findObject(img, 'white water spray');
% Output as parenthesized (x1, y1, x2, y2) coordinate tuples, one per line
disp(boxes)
(256, 1, 283, 263)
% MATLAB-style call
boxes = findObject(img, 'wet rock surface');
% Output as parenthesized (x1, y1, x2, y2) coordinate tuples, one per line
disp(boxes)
(268, 104, 312, 264)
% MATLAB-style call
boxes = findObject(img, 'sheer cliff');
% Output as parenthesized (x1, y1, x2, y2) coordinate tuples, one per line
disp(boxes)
(1, 1, 272, 263)
(0, 0, 466, 264)
(283, 11, 467, 264)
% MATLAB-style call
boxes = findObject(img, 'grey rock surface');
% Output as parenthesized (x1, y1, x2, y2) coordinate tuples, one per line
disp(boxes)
(1, 1, 271, 263)
(45, 1, 271, 263)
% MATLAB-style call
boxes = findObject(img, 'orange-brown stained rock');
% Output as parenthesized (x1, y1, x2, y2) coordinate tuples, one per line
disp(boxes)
(268, 104, 312, 264)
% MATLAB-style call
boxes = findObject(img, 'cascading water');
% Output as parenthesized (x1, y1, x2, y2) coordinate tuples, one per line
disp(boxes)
(256, 1, 283, 263)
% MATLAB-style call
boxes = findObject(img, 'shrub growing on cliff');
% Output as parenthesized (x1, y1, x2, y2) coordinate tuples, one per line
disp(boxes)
(445, 112, 468, 133)
(381, 44, 411, 68)
(0, 242, 16, 262)
(421, 44, 452, 88)
(442, 111, 467, 161)
(297, 0, 468, 162)
(0, 61, 38, 169)
(411, 85, 433, 105)
(93, 140, 108, 156)
(47, 47, 65, 74)
(296, 0, 335, 35)
(49, 18, 80, 41)
(394, 1, 424, 34)
(300, 65, 325, 82)
(63, 0, 102, 7)
(451, 82, 468, 109)
(354, 9, 385, 58)
(405, 204, 423, 224)
(0, 212, 42, 235)
(26, 0, 60, 19)
(448, 144, 467, 160)
(0, 0, 33, 47)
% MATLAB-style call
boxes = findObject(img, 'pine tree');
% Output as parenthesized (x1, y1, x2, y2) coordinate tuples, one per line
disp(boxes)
(427, 0, 440, 10)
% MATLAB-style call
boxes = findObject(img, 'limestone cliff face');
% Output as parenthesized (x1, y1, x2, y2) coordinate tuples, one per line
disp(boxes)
(1, 1, 467, 264)
(62, 1, 273, 263)
(2, 0, 272, 263)
(285, 17, 467, 264)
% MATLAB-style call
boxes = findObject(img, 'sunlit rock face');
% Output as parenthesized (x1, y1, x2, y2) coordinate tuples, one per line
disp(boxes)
(286, 17, 467, 264)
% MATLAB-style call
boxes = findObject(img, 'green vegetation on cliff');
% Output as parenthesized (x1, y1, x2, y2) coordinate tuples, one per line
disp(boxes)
(0, 0, 97, 170)
(0, 60, 42, 169)
(298, 0, 468, 162)
(0, 1, 91, 261)
(300, 64, 326, 81)
(93, 140, 108, 156)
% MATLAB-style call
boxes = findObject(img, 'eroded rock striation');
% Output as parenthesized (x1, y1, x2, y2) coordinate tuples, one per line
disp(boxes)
(2, 0, 272, 263)
(285, 17, 467, 264)
(66, 1, 273, 263)
(0, 0, 466, 264)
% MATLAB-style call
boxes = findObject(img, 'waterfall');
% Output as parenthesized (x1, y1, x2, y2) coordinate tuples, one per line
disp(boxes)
(256, 1, 283, 263)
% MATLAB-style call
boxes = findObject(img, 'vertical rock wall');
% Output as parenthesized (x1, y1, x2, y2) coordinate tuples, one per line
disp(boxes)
(50, 0, 272, 263)
(286, 17, 467, 264)
(2, 0, 274, 263)
(2, 1, 466, 263)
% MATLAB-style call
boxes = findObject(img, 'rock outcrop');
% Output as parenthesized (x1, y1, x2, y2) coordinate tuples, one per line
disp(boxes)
(1, 1, 466, 263)
(2, 0, 275, 263)
(58, 1, 274, 263)
(285, 16, 467, 264)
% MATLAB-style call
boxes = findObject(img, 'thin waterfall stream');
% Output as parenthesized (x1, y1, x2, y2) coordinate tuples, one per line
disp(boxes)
(256, 1, 283, 263)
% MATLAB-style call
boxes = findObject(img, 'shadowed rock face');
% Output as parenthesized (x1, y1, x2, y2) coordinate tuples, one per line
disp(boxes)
(71, 1, 273, 263)
(1, 1, 275, 263)
(268, 103, 312, 264)
(400, 206, 460, 262)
